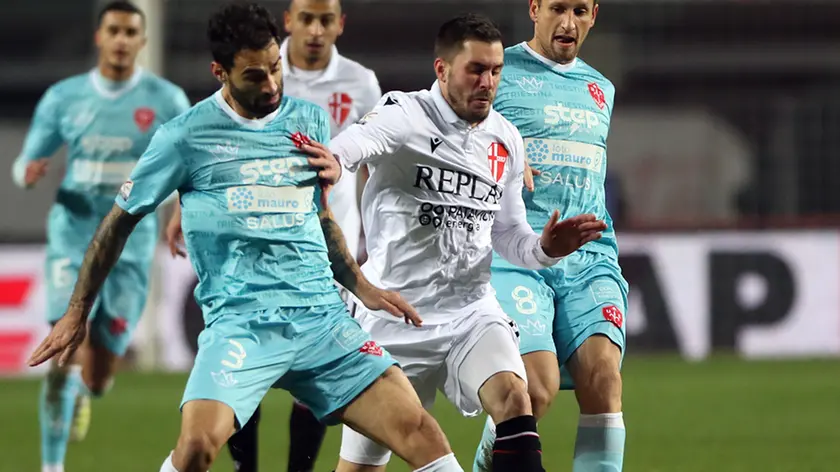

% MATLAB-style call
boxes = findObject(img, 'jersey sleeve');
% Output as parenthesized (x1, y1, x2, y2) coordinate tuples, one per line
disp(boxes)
(328, 92, 410, 172)
(11, 86, 64, 187)
(491, 129, 563, 269)
(116, 125, 189, 216)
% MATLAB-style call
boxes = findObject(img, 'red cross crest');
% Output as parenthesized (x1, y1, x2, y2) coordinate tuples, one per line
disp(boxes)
(134, 107, 156, 132)
(487, 142, 509, 182)
(588, 83, 606, 110)
(328, 93, 353, 126)
(602, 305, 623, 329)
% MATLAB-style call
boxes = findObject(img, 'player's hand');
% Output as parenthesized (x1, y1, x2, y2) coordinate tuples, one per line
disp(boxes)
(25, 159, 50, 187)
(302, 141, 342, 186)
(28, 307, 87, 368)
(523, 162, 541, 192)
(357, 283, 423, 327)
(166, 206, 186, 258)
(540, 211, 608, 258)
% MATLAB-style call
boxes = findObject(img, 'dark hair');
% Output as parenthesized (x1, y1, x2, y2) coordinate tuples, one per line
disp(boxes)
(434, 13, 503, 61)
(97, 1, 145, 27)
(207, 1, 281, 71)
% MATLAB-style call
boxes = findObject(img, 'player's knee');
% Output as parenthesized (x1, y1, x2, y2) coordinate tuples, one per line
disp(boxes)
(483, 372, 532, 423)
(528, 381, 556, 420)
(576, 356, 622, 414)
(84, 377, 114, 398)
(397, 409, 451, 460)
(175, 431, 225, 470)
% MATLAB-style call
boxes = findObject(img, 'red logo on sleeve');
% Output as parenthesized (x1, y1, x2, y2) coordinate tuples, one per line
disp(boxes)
(359, 340, 383, 357)
(602, 305, 623, 328)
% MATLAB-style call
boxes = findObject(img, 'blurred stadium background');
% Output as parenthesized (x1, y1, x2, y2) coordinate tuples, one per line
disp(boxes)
(2, 0, 840, 470)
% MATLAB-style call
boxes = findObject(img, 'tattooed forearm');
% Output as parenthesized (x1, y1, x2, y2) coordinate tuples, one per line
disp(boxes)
(69, 204, 143, 315)
(319, 206, 367, 296)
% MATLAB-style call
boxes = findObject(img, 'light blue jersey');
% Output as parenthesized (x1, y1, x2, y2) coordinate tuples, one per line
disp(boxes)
(494, 42, 617, 263)
(117, 91, 344, 322)
(116, 90, 394, 425)
(490, 43, 627, 382)
(12, 67, 189, 355)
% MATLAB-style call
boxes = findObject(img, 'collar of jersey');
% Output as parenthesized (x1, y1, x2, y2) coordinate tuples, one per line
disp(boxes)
(431, 80, 490, 131)
(280, 37, 340, 83)
(213, 89, 281, 130)
(519, 41, 578, 73)
(89, 66, 143, 99)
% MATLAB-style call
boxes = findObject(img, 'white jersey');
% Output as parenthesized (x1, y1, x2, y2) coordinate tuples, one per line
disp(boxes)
(329, 81, 562, 323)
(280, 38, 381, 257)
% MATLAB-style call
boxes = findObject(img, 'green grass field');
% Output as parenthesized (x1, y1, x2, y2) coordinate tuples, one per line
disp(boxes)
(2, 355, 839, 472)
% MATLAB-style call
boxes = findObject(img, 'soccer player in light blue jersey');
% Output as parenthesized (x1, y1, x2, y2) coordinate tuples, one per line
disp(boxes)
(473, 1, 628, 471)
(11, 2, 190, 471)
(29, 3, 467, 472)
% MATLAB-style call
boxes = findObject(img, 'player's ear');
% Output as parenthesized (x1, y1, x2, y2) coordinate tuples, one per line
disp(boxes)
(529, 0, 539, 22)
(591, 2, 599, 25)
(433, 57, 447, 83)
(284, 10, 293, 34)
(337, 14, 346, 37)
(94, 29, 103, 48)
(210, 62, 226, 84)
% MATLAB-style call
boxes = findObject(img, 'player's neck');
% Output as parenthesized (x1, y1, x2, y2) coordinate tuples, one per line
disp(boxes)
(526, 38, 575, 66)
(288, 44, 331, 72)
(97, 61, 136, 82)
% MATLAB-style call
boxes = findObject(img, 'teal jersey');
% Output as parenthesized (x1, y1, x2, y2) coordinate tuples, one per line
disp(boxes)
(13, 68, 190, 216)
(494, 42, 617, 262)
(116, 91, 343, 323)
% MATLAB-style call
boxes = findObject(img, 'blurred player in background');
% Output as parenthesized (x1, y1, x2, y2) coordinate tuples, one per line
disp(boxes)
(10, 2, 190, 471)
(227, 1, 381, 470)
(29, 3, 468, 472)
(328, 13, 607, 472)
(472, 1, 628, 471)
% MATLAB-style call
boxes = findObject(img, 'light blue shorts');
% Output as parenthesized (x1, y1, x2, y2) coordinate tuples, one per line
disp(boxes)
(491, 251, 628, 389)
(181, 302, 397, 428)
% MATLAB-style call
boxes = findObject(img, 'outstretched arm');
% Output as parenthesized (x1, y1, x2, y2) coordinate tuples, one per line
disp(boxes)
(28, 205, 143, 366)
(68, 205, 143, 313)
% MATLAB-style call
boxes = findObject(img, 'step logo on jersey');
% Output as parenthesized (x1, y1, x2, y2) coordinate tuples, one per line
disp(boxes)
(328, 92, 353, 127)
(543, 102, 600, 135)
(134, 107, 156, 133)
(239, 157, 309, 185)
(588, 83, 606, 110)
(487, 142, 508, 182)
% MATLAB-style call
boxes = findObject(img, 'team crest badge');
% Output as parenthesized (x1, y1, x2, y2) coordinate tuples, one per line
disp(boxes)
(328, 92, 353, 126)
(602, 305, 623, 329)
(133, 107, 155, 132)
(487, 142, 508, 182)
(588, 82, 606, 110)
(290, 132, 311, 149)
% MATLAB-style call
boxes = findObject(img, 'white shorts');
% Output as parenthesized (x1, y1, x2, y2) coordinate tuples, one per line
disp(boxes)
(339, 297, 527, 466)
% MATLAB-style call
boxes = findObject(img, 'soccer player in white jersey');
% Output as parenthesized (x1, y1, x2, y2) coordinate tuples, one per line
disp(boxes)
(164, 2, 381, 471)
(328, 14, 607, 472)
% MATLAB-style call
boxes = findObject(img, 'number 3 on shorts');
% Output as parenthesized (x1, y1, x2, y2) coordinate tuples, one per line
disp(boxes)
(511, 286, 537, 315)
(221, 339, 247, 369)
